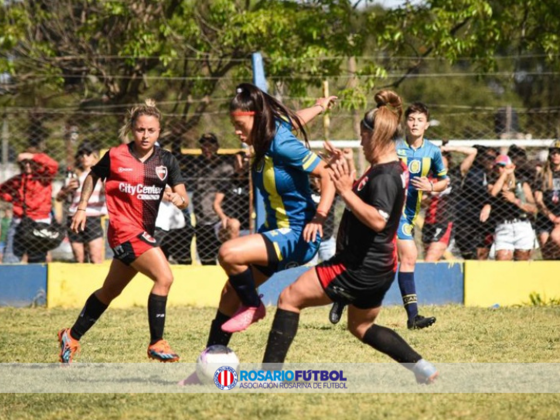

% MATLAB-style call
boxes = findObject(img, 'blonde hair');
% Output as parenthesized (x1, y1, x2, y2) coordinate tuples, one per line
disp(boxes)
(119, 99, 162, 141)
(361, 90, 403, 163)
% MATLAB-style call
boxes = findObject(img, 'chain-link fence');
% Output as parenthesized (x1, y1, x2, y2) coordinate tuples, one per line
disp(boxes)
(0, 105, 559, 264)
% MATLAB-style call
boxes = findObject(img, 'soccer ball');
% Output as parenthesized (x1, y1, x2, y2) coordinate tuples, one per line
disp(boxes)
(196, 345, 240, 385)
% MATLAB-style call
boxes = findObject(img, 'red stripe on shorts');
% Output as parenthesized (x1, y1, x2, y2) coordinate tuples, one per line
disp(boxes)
(316, 260, 347, 289)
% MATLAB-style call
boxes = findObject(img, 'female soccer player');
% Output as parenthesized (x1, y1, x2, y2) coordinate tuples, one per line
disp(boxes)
(58, 100, 188, 364)
(395, 102, 448, 329)
(261, 90, 438, 384)
(205, 83, 336, 346)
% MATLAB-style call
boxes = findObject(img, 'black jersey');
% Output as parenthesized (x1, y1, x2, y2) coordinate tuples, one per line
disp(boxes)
(336, 160, 407, 278)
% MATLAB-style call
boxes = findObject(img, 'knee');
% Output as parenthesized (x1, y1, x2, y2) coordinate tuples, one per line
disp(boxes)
(550, 229, 560, 244)
(218, 242, 236, 268)
(347, 320, 370, 341)
(277, 287, 295, 310)
(155, 272, 174, 291)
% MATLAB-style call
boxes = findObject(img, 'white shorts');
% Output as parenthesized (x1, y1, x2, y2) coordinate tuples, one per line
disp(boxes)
(494, 220, 535, 251)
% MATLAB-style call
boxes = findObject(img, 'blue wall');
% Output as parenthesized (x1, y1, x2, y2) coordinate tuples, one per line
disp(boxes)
(0, 264, 47, 307)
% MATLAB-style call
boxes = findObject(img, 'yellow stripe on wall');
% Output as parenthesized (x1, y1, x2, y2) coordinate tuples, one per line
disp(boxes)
(464, 261, 560, 307)
(47, 263, 227, 308)
(263, 155, 290, 229)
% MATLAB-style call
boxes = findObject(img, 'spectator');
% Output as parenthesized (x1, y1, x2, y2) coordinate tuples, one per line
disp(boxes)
(190, 133, 234, 265)
(453, 145, 497, 260)
(0, 206, 12, 263)
(0, 150, 58, 263)
(480, 155, 537, 260)
(213, 151, 251, 243)
(56, 142, 107, 263)
(155, 186, 192, 264)
(534, 140, 560, 260)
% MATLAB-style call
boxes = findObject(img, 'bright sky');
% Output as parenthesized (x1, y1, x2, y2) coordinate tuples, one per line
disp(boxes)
(372, 0, 424, 8)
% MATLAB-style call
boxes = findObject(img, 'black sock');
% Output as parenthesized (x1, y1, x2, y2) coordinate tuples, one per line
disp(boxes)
(148, 293, 167, 345)
(398, 271, 418, 320)
(206, 310, 233, 348)
(362, 324, 421, 364)
(70, 292, 109, 340)
(229, 268, 261, 307)
(262, 308, 300, 366)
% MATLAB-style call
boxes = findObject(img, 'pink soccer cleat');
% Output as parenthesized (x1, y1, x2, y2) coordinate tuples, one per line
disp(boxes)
(221, 302, 266, 333)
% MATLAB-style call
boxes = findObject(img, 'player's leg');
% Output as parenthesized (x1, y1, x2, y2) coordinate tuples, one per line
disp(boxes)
(210, 234, 270, 335)
(397, 235, 436, 330)
(58, 258, 137, 363)
(347, 304, 438, 384)
(132, 246, 180, 362)
(262, 267, 331, 365)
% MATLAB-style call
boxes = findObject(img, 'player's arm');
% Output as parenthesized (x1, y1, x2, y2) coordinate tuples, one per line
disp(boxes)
(167, 183, 188, 210)
(166, 153, 188, 210)
(296, 96, 337, 125)
(329, 158, 390, 232)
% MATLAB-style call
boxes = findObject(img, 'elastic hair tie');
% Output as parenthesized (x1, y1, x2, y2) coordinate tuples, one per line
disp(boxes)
(231, 111, 256, 116)
(361, 118, 374, 131)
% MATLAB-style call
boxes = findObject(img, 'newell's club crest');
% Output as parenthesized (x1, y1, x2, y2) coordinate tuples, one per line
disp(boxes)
(155, 165, 168, 181)
(214, 366, 238, 391)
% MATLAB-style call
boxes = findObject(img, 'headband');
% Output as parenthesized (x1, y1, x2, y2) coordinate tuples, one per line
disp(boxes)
(231, 111, 256, 116)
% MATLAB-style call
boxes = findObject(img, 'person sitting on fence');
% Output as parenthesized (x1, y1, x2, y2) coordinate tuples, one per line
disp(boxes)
(0, 149, 59, 263)
(56, 142, 107, 263)
(480, 154, 537, 261)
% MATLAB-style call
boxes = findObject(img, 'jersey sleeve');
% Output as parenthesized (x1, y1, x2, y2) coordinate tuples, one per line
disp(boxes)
(165, 153, 186, 187)
(367, 173, 402, 220)
(91, 150, 111, 180)
(275, 123, 321, 173)
(431, 147, 448, 179)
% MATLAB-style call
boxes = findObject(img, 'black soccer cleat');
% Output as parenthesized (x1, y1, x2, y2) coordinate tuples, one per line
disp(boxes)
(329, 302, 346, 325)
(407, 315, 436, 330)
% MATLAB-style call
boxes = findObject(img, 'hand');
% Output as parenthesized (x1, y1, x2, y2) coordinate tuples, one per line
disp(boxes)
(315, 96, 338, 113)
(549, 213, 560, 224)
(323, 140, 345, 168)
(71, 210, 86, 233)
(165, 191, 185, 207)
(411, 176, 433, 192)
(504, 164, 516, 175)
(329, 156, 355, 197)
(303, 213, 326, 243)
(66, 179, 79, 191)
(502, 190, 516, 203)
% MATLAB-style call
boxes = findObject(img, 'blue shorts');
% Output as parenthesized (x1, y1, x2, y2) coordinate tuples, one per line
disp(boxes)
(255, 227, 321, 277)
(397, 214, 415, 241)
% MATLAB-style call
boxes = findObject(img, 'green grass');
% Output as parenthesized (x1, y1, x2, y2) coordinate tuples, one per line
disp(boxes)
(1, 304, 560, 419)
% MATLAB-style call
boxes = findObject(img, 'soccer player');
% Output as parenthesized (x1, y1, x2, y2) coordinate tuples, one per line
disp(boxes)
(329, 102, 448, 329)
(57, 100, 188, 364)
(205, 83, 336, 346)
(262, 90, 438, 384)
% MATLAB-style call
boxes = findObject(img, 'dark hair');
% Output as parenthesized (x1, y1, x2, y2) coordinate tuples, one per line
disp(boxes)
(508, 144, 527, 161)
(405, 102, 430, 120)
(361, 90, 403, 163)
(230, 83, 307, 170)
(199, 132, 219, 145)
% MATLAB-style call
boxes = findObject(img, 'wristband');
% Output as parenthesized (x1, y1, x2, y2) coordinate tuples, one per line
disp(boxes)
(429, 181, 434, 192)
(77, 208, 86, 212)
(180, 195, 186, 205)
(315, 103, 326, 113)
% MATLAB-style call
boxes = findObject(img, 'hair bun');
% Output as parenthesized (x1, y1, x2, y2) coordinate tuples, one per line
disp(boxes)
(145, 99, 156, 107)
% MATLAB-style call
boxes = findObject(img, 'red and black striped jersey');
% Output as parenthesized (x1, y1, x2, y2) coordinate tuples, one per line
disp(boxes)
(91, 143, 185, 248)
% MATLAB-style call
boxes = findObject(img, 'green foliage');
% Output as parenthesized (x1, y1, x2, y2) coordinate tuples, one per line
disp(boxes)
(526, 292, 560, 307)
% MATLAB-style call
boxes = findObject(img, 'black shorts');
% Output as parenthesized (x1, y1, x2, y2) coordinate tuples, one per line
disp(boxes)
(111, 232, 158, 265)
(422, 222, 453, 246)
(315, 256, 395, 309)
(66, 216, 104, 244)
(535, 213, 554, 235)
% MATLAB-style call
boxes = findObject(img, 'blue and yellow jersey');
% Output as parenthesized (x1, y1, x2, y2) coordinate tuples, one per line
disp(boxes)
(396, 138, 448, 228)
(253, 120, 321, 232)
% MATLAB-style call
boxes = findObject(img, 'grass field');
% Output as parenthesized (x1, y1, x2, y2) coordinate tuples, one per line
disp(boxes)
(1, 304, 559, 419)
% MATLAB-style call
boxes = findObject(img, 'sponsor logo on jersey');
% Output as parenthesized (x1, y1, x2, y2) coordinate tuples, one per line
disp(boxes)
(356, 176, 369, 192)
(118, 167, 133, 172)
(155, 165, 168, 181)
(408, 160, 421, 174)
(119, 183, 163, 200)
